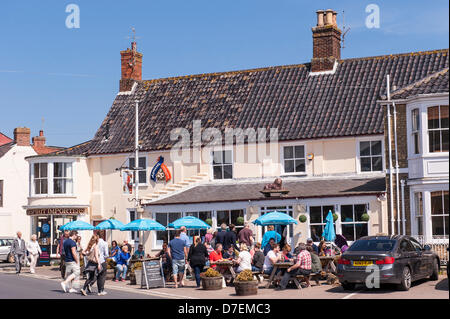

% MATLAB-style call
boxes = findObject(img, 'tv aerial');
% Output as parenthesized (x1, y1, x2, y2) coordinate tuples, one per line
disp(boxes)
(341, 10, 351, 49)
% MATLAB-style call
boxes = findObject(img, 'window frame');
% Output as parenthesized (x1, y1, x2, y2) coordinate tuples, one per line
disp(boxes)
(280, 143, 307, 176)
(308, 205, 336, 241)
(430, 190, 449, 238)
(211, 149, 233, 180)
(128, 156, 148, 186)
(427, 105, 449, 153)
(411, 108, 421, 155)
(340, 204, 369, 242)
(29, 160, 75, 197)
(357, 138, 384, 173)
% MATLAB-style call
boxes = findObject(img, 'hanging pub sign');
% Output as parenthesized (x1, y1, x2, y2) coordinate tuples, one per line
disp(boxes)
(123, 171, 133, 194)
(150, 156, 171, 183)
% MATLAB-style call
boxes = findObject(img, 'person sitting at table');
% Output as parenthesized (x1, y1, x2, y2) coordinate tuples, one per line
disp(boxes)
(109, 240, 120, 262)
(153, 242, 171, 281)
(276, 243, 312, 290)
(318, 240, 331, 256)
(306, 238, 319, 255)
(281, 244, 294, 262)
(263, 238, 276, 256)
(115, 245, 131, 282)
(133, 244, 146, 259)
(235, 243, 252, 273)
(261, 225, 281, 252)
(251, 243, 264, 272)
(223, 245, 236, 260)
(306, 246, 322, 274)
(262, 244, 282, 275)
(209, 243, 224, 269)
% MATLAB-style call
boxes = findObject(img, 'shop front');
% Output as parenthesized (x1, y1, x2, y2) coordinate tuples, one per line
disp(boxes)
(25, 206, 89, 258)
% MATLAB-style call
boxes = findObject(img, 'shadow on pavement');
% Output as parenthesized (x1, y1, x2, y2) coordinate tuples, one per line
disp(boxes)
(325, 279, 431, 294)
(435, 278, 448, 291)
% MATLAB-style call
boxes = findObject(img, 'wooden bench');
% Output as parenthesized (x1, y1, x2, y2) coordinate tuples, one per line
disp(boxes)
(252, 271, 264, 282)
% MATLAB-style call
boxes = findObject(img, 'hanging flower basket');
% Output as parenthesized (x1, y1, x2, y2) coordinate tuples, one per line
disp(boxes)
(361, 213, 370, 222)
(299, 215, 307, 223)
(205, 218, 213, 226)
(236, 216, 245, 226)
(333, 213, 339, 222)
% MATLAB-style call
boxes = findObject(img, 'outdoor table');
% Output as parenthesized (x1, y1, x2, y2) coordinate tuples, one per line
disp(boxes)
(319, 256, 337, 273)
(265, 262, 302, 289)
(213, 260, 236, 281)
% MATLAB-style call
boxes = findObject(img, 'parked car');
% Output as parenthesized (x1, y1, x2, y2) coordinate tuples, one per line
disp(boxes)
(0, 237, 15, 263)
(447, 247, 449, 280)
(337, 235, 440, 291)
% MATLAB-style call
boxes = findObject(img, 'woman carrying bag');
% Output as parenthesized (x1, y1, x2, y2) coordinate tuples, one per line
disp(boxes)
(80, 235, 102, 296)
(27, 234, 42, 274)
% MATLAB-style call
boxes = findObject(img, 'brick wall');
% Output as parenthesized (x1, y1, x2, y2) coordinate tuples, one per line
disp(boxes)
(13, 127, 30, 146)
(120, 45, 143, 92)
(311, 25, 341, 72)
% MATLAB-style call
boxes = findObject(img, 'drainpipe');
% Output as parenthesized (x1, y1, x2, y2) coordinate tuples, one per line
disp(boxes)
(401, 179, 406, 235)
(392, 101, 401, 235)
(386, 75, 395, 235)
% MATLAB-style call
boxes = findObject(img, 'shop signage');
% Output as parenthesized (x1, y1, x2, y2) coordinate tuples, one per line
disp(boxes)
(27, 207, 87, 216)
(150, 156, 171, 182)
(38, 245, 51, 266)
(142, 259, 165, 289)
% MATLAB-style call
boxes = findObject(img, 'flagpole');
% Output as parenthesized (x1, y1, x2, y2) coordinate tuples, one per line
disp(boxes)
(135, 100, 143, 246)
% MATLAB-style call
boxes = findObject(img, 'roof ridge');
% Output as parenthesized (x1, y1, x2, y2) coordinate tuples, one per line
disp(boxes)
(50, 140, 92, 156)
(387, 67, 449, 99)
(140, 48, 449, 86)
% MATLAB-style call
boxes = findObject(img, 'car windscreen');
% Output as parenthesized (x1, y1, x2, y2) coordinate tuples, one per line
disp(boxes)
(347, 239, 396, 252)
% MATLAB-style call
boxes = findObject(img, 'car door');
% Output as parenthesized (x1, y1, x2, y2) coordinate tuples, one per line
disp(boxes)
(398, 239, 421, 280)
(0, 239, 7, 260)
(409, 238, 431, 276)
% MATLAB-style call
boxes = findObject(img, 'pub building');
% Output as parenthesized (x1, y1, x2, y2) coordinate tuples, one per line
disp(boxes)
(24, 9, 448, 256)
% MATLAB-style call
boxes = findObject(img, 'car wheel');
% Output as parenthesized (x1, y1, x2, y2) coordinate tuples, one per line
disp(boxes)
(429, 259, 439, 281)
(342, 283, 356, 291)
(7, 253, 14, 264)
(397, 266, 411, 291)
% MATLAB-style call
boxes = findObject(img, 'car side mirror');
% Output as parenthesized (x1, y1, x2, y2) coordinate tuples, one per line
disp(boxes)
(423, 245, 431, 251)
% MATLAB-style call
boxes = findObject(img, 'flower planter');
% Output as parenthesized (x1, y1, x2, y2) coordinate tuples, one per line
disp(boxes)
(234, 280, 258, 296)
(130, 269, 143, 286)
(201, 276, 223, 290)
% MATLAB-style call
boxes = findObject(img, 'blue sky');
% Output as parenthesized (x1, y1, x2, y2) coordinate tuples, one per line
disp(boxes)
(0, 0, 448, 147)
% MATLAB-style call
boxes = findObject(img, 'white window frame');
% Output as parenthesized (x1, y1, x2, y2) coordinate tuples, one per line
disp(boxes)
(29, 159, 75, 197)
(128, 155, 148, 186)
(427, 105, 449, 153)
(280, 142, 307, 176)
(53, 162, 73, 195)
(411, 108, 421, 155)
(211, 149, 233, 180)
(308, 205, 336, 242)
(430, 190, 449, 239)
(356, 137, 384, 174)
(340, 204, 370, 242)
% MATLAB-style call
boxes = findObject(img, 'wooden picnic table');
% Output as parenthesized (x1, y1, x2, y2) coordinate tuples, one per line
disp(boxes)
(213, 260, 237, 280)
(265, 261, 303, 289)
(319, 256, 337, 273)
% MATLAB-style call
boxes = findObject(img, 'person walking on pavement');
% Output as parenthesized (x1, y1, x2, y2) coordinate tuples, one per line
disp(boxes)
(60, 231, 80, 293)
(56, 229, 70, 279)
(80, 234, 102, 296)
(11, 231, 26, 274)
(168, 230, 187, 289)
(179, 226, 190, 287)
(27, 234, 42, 274)
(96, 234, 109, 296)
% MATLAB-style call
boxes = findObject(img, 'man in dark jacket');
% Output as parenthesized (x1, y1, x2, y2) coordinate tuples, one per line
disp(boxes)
(251, 243, 264, 272)
(223, 224, 239, 251)
(215, 223, 228, 248)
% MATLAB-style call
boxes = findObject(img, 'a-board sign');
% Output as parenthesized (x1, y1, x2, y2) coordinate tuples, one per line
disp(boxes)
(141, 259, 165, 289)
(37, 245, 51, 266)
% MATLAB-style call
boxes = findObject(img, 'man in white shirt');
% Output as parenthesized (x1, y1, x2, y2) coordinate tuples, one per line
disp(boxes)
(263, 244, 281, 275)
(96, 234, 109, 296)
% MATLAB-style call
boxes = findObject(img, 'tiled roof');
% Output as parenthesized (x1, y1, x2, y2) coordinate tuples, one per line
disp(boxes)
(26, 140, 92, 159)
(32, 145, 64, 156)
(0, 142, 14, 158)
(86, 49, 448, 155)
(0, 133, 12, 147)
(387, 68, 449, 100)
(146, 177, 386, 206)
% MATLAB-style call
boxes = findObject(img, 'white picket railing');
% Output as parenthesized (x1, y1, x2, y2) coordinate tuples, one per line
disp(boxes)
(412, 235, 449, 266)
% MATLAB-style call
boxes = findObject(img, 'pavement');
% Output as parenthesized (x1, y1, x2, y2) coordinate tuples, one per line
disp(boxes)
(0, 263, 448, 299)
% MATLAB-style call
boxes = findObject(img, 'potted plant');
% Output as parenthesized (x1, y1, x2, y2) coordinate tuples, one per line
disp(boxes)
(236, 216, 245, 226)
(200, 268, 223, 290)
(333, 213, 339, 222)
(205, 218, 213, 226)
(234, 269, 258, 296)
(361, 213, 370, 222)
(299, 214, 307, 223)
(130, 261, 143, 286)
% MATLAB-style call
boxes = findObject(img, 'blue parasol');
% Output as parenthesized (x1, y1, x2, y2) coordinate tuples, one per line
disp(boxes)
(94, 219, 125, 230)
(321, 210, 336, 242)
(168, 216, 210, 230)
(253, 211, 298, 226)
(60, 220, 94, 231)
(120, 218, 166, 231)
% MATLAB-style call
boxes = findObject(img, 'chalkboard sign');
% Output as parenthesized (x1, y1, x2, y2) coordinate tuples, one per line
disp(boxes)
(141, 259, 165, 289)
(37, 245, 51, 266)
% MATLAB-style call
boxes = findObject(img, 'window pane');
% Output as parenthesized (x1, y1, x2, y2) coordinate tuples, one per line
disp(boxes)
(372, 156, 382, 171)
(212, 151, 222, 164)
(54, 179, 66, 194)
(429, 130, 441, 152)
(230, 210, 244, 226)
(360, 142, 371, 156)
(431, 191, 443, 214)
(217, 211, 228, 226)
(414, 133, 420, 154)
(168, 212, 182, 224)
(310, 206, 322, 224)
(371, 141, 382, 155)
(284, 146, 293, 159)
(138, 170, 146, 183)
(355, 224, 368, 240)
(138, 157, 146, 168)
(40, 179, 47, 194)
(223, 165, 233, 179)
(213, 166, 223, 179)
(355, 205, 367, 221)
(341, 224, 355, 241)
(444, 191, 449, 212)
(412, 109, 420, 131)
(54, 163, 64, 178)
(284, 159, 294, 173)
(432, 216, 445, 236)
(34, 163, 40, 178)
(417, 216, 423, 235)
(428, 106, 440, 129)
(310, 225, 322, 242)
(34, 180, 41, 194)
(199, 211, 212, 222)
(295, 159, 305, 172)
(442, 129, 449, 152)
(360, 157, 372, 172)
(40, 163, 47, 177)
(440, 105, 449, 128)
(295, 145, 305, 159)
(129, 158, 135, 168)
(224, 151, 232, 164)
(341, 205, 354, 222)
(323, 206, 334, 221)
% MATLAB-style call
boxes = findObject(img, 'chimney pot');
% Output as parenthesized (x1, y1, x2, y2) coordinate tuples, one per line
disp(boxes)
(39, 130, 44, 137)
(316, 10, 325, 27)
(332, 11, 337, 26)
(325, 9, 334, 25)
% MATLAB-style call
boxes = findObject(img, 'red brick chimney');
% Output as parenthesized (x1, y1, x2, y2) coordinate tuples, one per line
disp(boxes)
(311, 9, 342, 73)
(13, 127, 30, 146)
(120, 41, 143, 92)
(32, 130, 46, 149)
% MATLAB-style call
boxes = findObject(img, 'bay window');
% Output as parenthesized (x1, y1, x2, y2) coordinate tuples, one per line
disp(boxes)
(31, 162, 73, 196)
(428, 105, 449, 153)
(53, 163, 73, 194)
(430, 190, 449, 238)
